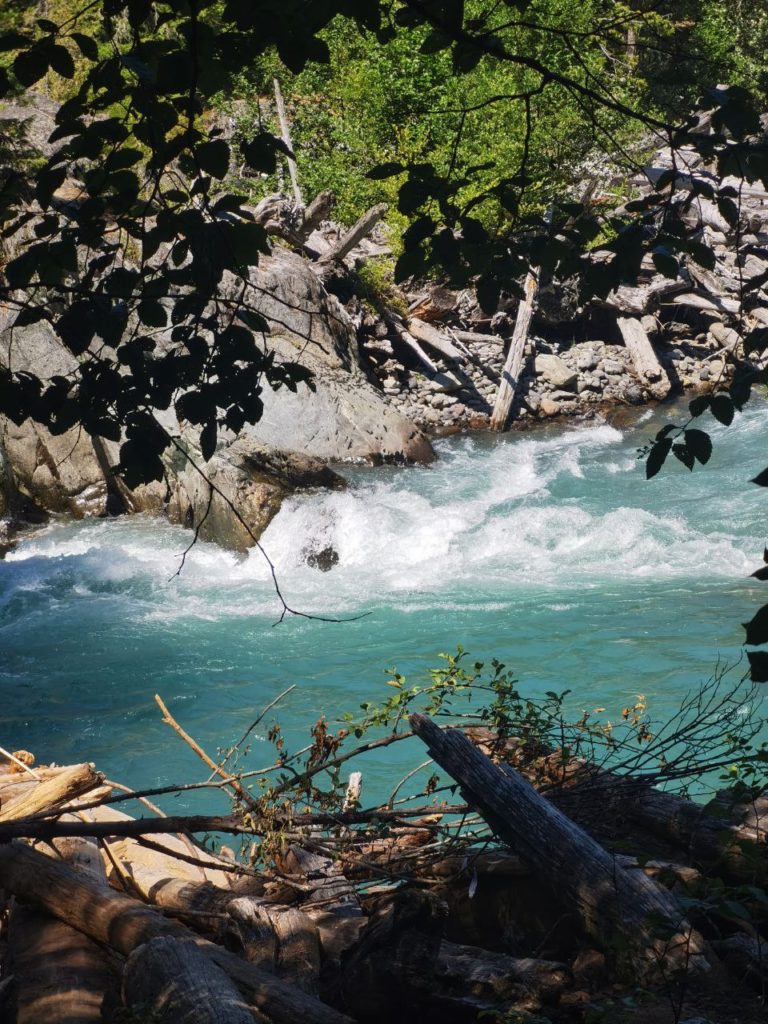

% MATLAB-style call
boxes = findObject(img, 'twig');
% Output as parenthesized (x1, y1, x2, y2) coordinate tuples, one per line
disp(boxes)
(155, 693, 258, 810)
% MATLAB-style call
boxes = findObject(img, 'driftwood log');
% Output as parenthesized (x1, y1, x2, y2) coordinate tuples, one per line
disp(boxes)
(615, 316, 671, 399)
(410, 714, 710, 979)
(0, 841, 355, 1024)
(123, 936, 261, 1024)
(0, 763, 101, 822)
(490, 260, 542, 431)
(7, 834, 116, 1024)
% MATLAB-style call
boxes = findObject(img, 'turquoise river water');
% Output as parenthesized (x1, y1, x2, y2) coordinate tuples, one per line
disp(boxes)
(1, 401, 767, 812)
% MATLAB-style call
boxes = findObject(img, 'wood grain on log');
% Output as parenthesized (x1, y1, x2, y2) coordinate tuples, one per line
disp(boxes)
(0, 842, 355, 1024)
(409, 714, 710, 979)
(490, 262, 541, 431)
(123, 936, 260, 1023)
(615, 317, 671, 400)
(8, 834, 116, 1024)
(405, 317, 466, 364)
(0, 763, 101, 822)
(317, 203, 388, 269)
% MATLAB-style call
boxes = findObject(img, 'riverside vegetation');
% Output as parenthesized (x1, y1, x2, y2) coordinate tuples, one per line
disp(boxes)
(0, 2, 768, 1021)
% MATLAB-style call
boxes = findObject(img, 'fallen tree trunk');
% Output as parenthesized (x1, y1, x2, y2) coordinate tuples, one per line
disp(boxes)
(615, 316, 671, 399)
(0, 763, 101, 821)
(383, 311, 439, 374)
(0, 841, 355, 1024)
(435, 941, 571, 1005)
(405, 317, 466, 364)
(317, 203, 388, 271)
(410, 714, 710, 980)
(8, 834, 116, 1024)
(123, 936, 261, 1024)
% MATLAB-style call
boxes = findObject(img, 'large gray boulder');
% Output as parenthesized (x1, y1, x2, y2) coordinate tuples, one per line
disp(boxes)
(229, 249, 434, 464)
(0, 249, 431, 548)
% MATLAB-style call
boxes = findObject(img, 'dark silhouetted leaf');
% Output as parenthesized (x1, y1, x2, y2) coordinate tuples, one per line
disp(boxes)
(710, 393, 734, 426)
(646, 438, 672, 479)
(747, 651, 768, 682)
(744, 604, 768, 645)
(684, 428, 712, 464)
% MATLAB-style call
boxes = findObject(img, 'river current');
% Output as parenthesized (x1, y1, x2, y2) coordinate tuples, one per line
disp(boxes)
(1, 401, 767, 808)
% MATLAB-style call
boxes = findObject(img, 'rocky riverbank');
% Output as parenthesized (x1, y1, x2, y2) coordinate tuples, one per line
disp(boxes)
(1, 94, 767, 553)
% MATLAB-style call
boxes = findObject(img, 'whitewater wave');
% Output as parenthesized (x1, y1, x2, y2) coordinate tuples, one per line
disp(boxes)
(3, 412, 761, 620)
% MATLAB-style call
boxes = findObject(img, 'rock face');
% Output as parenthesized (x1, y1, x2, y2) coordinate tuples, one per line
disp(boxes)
(0, 248, 431, 551)
(230, 249, 435, 464)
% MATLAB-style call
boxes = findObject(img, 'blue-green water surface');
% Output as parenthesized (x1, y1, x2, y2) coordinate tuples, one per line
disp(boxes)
(1, 402, 767, 811)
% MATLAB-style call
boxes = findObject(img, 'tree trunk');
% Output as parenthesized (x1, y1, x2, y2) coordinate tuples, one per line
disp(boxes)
(123, 936, 261, 1024)
(317, 203, 388, 270)
(0, 841, 355, 1024)
(489, 267, 539, 431)
(615, 316, 671, 399)
(8, 835, 116, 1024)
(405, 317, 466, 364)
(273, 78, 302, 206)
(0, 764, 100, 821)
(409, 714, 710, 980)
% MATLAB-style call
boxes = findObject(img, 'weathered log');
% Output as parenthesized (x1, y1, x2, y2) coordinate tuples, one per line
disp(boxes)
(0, 763, 101, 822)
(383, 311, 438, 374)
(0, 841, 355, 1024)
(435, 941, 571, 1005)
(405, 317, 466, 364)
(123, 936, 260, 1024)
(450, 330, 505, 345)
(317, 203, 388, 269)
(91, 804, 237, 889)
(96, 809, 323, 988)
(410, 714, 710, 979)
(489, 260, 542, 431)
(466, 727, 768, 886)
(273, 77, 301, 206)
(669, 291, 741, 314)
(711, 934, 767, 993)
(8, 834, 116, 1024)
(339, 889, 446, 1022)
(615, 316, 671, 399)
(300, 190, 335, 240)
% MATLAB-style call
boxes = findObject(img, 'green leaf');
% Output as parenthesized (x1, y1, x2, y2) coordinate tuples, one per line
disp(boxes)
(743, 328, 768, 355)
(646, 438, 672, 479)
(688, 395, 710, 417)
(652, 251, 678, 279)
(683, 428, 712, 464)
(200, 419, 217, 460)
(195, 139, 230, 180)
(241, 132, 287, 173)
(70, 32, 99, 59)
(744, 604, 768, 645)
(710, 393, 734, 426)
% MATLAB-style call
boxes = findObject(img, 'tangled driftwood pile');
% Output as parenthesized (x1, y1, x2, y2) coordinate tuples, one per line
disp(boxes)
(0, 709, 766, 1024)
